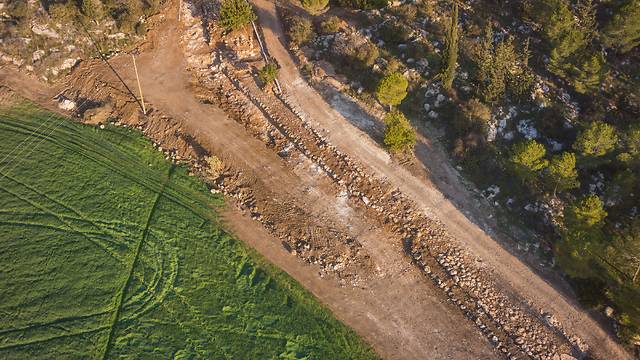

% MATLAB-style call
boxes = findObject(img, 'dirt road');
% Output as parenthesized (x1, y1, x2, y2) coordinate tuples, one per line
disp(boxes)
(0, 8, 498, 359)
(250, 1, 631, 359)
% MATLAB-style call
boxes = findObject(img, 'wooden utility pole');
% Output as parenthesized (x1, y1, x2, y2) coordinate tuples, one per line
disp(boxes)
(178, 0, 182, 22)
(131, 54, 147, 115)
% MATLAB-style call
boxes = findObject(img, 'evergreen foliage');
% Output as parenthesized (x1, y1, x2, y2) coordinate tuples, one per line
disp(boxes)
(320, 16, 341, 34)
(383, 111, 416, 152)
(287, 16, 315, 47)
(375, 72, 408, 108)
(603, 0, 640, 53)
(219, 0, 257, 31)
(441, 2, 459, 90)
(475, 25, 533, 102)
(547, 152, 579, 195)
(557, 195, 608, 278)
(300, 0, 329, 15)
(257, 63, 279, 87)
(573, 122, 619, 158)
(569, 52, 605, 94)
(509, 140, 548, 183)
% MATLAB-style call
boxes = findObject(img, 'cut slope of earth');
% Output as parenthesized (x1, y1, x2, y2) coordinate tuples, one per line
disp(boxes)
(0, 98, 378, 359)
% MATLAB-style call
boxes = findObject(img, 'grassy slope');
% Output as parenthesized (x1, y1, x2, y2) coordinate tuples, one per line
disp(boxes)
(0, 101, 377, 360)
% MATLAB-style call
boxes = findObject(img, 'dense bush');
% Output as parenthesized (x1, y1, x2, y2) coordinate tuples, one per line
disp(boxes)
(219, 0, 257, 31)
(286, 16, 314, 47)
(300, 0, 329, 15)
(335, 0, 388, 10)
(379, 20, 411, 45)
(320, 16, 341, 34)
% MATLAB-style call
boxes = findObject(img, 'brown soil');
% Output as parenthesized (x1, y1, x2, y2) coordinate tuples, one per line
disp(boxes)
(0, 0, 632, 359)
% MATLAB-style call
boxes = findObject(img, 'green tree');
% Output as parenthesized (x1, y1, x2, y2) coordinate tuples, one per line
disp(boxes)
(509, 140, 548, 183)
(300, 0, 329, 15)
(566, 194, 607, 229)
(219, 0, 257, 31)
(625, 124, 640, 156)
(440, 1, 459, 90)
(287, 16, 314, 47)
(573, 122, 619, 158)
(507, 38, 535, 101)
(475, 25, 532, 102)
(257, 63, 278, 87)
(618, 124, 640, 165)
(375, 72, 408, 108)
(383, 111, 416, 152)
(546, 152, 579, 196)
(532, 0, 587, 74)
(606, 219, 640, 285)
(603, 0, 640, 53)
(557, 195, 608, 278)
(569, 52, 605, 94)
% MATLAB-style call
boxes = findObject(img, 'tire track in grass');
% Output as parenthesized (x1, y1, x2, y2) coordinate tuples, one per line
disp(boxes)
(99, 165, 174, 360)
(2, 115, 218, 223)
(0, 183, 125, 262)
(0, 325, 110, 352)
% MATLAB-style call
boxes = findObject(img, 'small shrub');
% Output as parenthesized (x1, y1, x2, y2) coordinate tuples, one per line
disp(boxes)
(48, 2, 80, 23)
(287, 16, 314, 47)
(380, 20, 411, 45)
(393, 4, 417, 22)
(320, 16, 341, 34)
(462, 98, 491, 124)
(257, 63, 279, 87)
(354, 42, 379, 68)
(205, 155, 225, 177)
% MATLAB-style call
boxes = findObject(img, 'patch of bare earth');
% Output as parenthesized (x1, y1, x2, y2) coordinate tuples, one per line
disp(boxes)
(1, 0, 631, 359)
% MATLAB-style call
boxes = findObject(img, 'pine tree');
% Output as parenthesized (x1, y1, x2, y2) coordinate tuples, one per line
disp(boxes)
(606, 219, 640, 285)
(557, 195, 608, 278)
(546, 152, 579, 196)
(376, 72, 408, 109)
(570, 51, 605, 94)
(508, 38, 535, 100)
(603, 0, 640, 53)
(219, 0, 257, 31)
(509, 140, 549, 183)
(539, 0, 587, 75)
(573, 122, 618, 158)
(383, 111, 416, 152)
(441, 1, 459, 90)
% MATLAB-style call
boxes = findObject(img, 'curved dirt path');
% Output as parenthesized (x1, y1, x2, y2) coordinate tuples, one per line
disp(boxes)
(1, 7, 498, 359)
(250, 1, 632, 359)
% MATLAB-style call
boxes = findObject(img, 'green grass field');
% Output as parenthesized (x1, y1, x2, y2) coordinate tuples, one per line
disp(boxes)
(0, 100, 378, 360)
